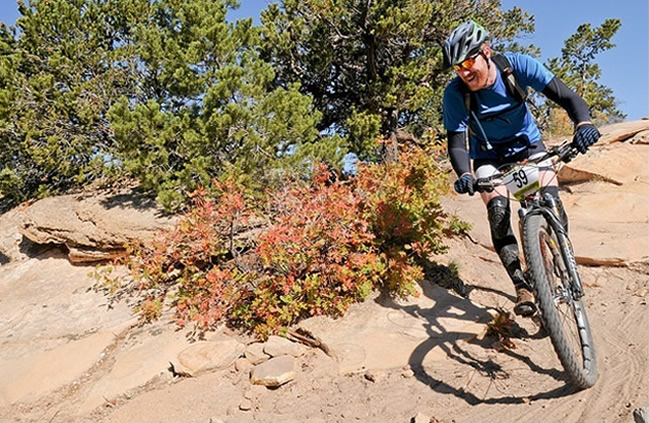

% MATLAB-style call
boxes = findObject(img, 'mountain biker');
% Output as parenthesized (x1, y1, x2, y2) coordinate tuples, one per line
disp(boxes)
(441, 20, 600, 317)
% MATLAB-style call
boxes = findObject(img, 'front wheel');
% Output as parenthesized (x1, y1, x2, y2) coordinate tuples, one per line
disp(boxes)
(523, 213, 598, 389)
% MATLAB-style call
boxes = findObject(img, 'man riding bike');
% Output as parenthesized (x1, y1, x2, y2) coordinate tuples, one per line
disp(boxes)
(441, 20, 600, 317)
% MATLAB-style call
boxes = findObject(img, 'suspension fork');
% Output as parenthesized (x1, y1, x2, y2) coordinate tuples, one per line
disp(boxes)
(543, 194, 585, 298)
(516, 201, 533, 282)
(553, 226, 584, 298)
(524, 203, 585, 299)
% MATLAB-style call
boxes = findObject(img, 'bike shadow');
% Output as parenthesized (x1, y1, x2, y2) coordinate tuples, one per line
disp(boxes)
(376, 271, 578, 405)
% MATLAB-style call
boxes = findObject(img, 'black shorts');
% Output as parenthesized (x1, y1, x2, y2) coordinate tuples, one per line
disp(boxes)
(473, 141, 547, 172)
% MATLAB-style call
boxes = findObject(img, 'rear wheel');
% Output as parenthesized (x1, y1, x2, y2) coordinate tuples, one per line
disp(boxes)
(523, 213, 598, 389)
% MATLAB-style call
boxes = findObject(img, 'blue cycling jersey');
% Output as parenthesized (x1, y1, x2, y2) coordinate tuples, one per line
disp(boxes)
(443, 52, 554, 160)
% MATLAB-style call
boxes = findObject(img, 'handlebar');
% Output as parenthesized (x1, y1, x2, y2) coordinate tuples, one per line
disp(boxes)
(473, 142, 578, 193)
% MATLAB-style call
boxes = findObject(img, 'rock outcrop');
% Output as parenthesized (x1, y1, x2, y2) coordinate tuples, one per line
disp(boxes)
(555, 121, 648, 265)
(0, 206, 31, 263)
(17, 189, 176, 263)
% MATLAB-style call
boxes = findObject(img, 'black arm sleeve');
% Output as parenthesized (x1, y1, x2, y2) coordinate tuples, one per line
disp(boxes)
(447, 130, 471, 177)
(541, 76, 591, 124)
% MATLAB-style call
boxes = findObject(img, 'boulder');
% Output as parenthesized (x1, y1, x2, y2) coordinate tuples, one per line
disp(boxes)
(171, 338, 246, 378)
(263, 335, 306, 358)
(250, 355, 296, 387)
(245, 342, 270, 365)
(18, 189, 176, 263)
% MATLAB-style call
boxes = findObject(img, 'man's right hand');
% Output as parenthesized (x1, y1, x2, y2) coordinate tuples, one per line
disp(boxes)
(454, 173, 476, 195)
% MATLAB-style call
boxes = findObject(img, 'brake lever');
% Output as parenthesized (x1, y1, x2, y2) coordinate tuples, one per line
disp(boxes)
(562, 149, 579, 164)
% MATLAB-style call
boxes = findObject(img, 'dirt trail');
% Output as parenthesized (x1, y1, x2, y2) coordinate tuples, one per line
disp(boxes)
(97, 248, 648, 423)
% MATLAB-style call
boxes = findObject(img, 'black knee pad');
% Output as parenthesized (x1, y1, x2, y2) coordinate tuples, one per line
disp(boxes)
(487, 197, 525, 286)
(487, 196, 512, 241)
(498, 243, 519, 267)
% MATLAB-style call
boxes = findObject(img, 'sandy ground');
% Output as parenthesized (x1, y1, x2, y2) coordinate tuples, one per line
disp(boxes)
(92, 246, 648, 423)
(4, 212, 644, 423)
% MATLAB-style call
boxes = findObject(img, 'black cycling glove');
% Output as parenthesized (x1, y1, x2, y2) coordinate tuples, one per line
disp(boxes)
(572, 124, 601, 154)
(454, 174, 476, 196)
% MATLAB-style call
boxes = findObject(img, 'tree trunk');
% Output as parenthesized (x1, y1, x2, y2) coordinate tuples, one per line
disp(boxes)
(382, 108, 399, 163)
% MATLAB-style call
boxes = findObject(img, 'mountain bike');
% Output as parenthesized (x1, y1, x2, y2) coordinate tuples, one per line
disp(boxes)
(474, 142, 598, 390)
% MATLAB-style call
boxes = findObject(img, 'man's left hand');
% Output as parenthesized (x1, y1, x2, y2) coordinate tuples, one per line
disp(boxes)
(572, 124, 601, 154)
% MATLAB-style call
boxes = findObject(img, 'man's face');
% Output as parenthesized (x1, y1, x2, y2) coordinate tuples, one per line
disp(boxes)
(455, 47, 491, 91)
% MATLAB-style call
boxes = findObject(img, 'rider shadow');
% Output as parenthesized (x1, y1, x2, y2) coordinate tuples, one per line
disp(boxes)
(468, 283, 517, 303)
(376, 268, 577, 405)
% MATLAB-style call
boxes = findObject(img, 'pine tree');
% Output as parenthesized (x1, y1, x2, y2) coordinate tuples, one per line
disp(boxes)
(1, 0, 133, 209)
(534, 19, 625, 133)
(0, 0, 345, 210)
(107, 0, 345, 208)
(259, 0, 536, 161)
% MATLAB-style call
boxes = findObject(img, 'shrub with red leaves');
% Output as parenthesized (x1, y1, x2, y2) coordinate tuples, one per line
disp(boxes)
(96, 145, 456, 339)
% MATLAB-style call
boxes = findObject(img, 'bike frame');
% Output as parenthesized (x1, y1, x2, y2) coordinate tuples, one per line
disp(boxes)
(475, 142, 599, 389)
(475, 142, 584, 299)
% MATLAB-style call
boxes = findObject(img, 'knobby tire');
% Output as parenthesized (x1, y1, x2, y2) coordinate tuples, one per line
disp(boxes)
(523, 213, 598, 389)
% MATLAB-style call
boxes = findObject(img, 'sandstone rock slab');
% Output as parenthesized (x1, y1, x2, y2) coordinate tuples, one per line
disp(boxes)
(18, 189, 176, 263)
(597, 120, 648, 145)
(250, 355, 296, 387)
(0, 330, 118, 406)
(77, 323, 193, 415)
(299, 285, 491, 375)
(0, 251, 137, 409)
(443, 121, 649, 266)
(0, 206, 28, 264)
(263, 335, 306, 358)
(245, 342, 270, 365)
(173, 338, 246, 377)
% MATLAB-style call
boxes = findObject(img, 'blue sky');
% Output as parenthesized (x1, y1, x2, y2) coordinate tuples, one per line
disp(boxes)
(1, 0, 647, 120)
(499, 0, 648, 121)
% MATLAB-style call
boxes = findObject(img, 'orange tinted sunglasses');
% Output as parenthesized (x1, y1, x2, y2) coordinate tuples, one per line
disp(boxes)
(453, 51, 482, 72)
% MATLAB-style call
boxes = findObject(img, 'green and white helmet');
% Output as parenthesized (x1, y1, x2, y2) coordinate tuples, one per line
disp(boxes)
(442, 20, 489, 69)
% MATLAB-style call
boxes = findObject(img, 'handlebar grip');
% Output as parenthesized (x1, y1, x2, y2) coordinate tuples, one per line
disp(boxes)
(473, 179, 494, 193)
(555, 143, 579, 163)
(562, 149, 579, 163)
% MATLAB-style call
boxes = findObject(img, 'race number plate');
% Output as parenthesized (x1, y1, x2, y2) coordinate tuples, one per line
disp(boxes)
(503, 164, 540, 200)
